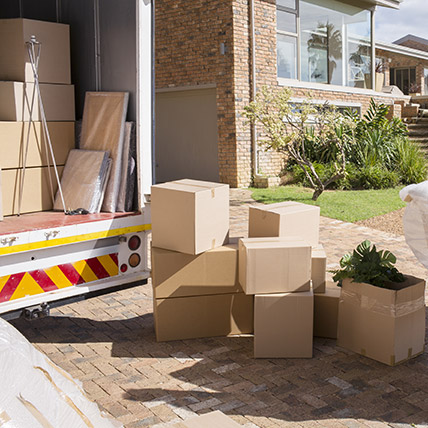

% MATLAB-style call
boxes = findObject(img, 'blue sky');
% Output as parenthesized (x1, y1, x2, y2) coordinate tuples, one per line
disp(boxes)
(375, 0, 428, 43)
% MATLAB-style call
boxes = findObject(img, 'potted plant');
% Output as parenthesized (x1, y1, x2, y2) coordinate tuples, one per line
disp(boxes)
(332, 240, 426, 366)
(409, 82, 421, 97)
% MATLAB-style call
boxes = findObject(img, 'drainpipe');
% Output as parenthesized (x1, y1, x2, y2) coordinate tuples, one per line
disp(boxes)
(371, 7, 376, 91)
(249, 0, 259, 180)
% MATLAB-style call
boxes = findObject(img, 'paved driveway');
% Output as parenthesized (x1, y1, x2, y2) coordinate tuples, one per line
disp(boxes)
(10, 190, 428, 428)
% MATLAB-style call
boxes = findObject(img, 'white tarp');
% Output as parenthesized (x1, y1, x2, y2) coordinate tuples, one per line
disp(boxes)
(0, 318, 122, 428)
(400, 181, 428, 270)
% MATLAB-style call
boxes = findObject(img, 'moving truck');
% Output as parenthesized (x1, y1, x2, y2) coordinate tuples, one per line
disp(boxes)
(0, 0, 153, 320)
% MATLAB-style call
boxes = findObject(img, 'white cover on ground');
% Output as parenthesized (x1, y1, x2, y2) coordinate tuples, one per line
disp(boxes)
(400, 181, 428, 270)
(0, 318, 122, 428)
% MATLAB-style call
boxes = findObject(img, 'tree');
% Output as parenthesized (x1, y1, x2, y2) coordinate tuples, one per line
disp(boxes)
(244, 86, 355, 201)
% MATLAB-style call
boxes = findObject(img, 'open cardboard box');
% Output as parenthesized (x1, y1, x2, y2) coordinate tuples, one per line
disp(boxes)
(337, 275, 426, 366)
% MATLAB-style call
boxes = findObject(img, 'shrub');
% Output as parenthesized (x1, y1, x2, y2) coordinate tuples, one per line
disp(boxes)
(353, 165, 400, 189)
(393, 138, 428, 184)
(292, 162, 359, 190)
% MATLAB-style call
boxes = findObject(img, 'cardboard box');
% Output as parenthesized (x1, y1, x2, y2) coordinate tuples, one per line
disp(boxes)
(314, 283, 340, 339)
(177, 411, 241, 428)
(2, 166, 63, 216)
(312, 244, 327, 293)
(239, 237, 311, 295)
(254, 290, 314, 358)
(337, 275, 426, 366)
(151, 238, 241, 299)
(248, 202, 320, 245)
(0, 121, 75, 169)
(154, 292, 253, 341)
(0, 82, 75, 121)
(151, 179, 229, 255)
(0, 18, 71, 84)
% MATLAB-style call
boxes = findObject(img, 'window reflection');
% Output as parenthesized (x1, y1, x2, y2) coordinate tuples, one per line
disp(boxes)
(278, 0, 372, 88)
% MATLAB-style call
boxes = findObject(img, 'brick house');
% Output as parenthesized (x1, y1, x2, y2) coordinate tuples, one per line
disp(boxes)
(377, 35, 428, 96)
(155, 0, 409, 188)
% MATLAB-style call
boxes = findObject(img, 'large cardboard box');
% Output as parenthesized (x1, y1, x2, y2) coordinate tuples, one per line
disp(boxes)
(248, 202, 320, 245)
(314, 283, 340, 339)
(151, 239, 241, 299)
(254, 290, 314, 358)
(0, 82, 75, 122)
(176, 411, 241, 428)
(2, 166, 63, 216)
(154, 293, 253, 342)
(239, 237, 311, 295)
(312, 244, 327, 294)
(0, 121, 75, 169)
(0, 18, 71, 84)
(151, 179, 229, 255)
(337, 275, 426, 366)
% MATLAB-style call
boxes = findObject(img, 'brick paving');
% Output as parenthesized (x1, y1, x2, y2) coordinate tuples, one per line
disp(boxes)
(10, 189, 428, 428)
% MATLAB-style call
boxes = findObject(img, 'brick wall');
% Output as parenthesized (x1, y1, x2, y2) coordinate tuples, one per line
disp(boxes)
(155, 0, 238, 185)
(155, 0, 410, 188)
(377, 48, 428, 95)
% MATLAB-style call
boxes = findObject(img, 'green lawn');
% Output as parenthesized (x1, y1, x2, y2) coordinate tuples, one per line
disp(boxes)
(250, 185, 406, 223)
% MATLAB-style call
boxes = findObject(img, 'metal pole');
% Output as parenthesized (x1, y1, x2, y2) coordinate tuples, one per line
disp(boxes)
(250, 0, 258, 178)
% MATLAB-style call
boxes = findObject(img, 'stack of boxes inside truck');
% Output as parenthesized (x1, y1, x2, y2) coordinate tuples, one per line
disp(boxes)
(0, 18, 74, 218)
(150, 179, 341, 358)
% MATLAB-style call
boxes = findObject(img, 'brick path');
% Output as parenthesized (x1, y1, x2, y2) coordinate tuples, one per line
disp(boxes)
(10, 190, 428, 428)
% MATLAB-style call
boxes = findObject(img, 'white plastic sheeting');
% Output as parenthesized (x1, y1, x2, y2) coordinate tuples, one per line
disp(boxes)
(0, 318, 122, 428)
(400, 181, 428, 270)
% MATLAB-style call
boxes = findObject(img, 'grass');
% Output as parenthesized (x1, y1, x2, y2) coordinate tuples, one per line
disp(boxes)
(250, 185, 406, 223)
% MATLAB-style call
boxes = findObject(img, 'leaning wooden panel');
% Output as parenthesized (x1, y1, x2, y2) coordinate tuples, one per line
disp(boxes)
(80, 92, 128, 212)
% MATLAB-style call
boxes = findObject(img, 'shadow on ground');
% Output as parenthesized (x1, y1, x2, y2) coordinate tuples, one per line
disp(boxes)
(10, 310, 428, 427)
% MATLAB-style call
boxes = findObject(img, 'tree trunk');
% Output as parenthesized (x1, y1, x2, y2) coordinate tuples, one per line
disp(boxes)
(312, 187, 323, 201)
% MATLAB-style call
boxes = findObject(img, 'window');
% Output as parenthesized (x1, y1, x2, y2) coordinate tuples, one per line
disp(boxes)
(277, 0, 373, 89)
(277, 0, 298, 79)
(424, 68, 428, 95)
(390, 67, 417, 95)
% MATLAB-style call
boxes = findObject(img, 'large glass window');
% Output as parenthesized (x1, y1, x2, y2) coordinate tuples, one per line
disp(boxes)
(277, 0, 372, 89)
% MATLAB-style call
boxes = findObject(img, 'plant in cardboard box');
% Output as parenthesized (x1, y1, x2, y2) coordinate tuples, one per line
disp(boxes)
(332, 240, 405, 287)
(332, 240, 426, 366)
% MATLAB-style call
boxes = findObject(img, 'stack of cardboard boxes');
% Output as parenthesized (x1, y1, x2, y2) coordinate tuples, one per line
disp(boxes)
(150, 179, 341, 356)
(151, 179, 425, 366)
(150, 179, 254, 342)
(0, 18, 75, 217)
(246, 202, 339, 358)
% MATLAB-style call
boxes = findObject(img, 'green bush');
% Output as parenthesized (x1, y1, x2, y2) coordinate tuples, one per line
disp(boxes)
(393, 138, 427, 184)
(353, 165, 400, 189)
(292, 162, 359, 190)
(287, 99, 427, 191)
